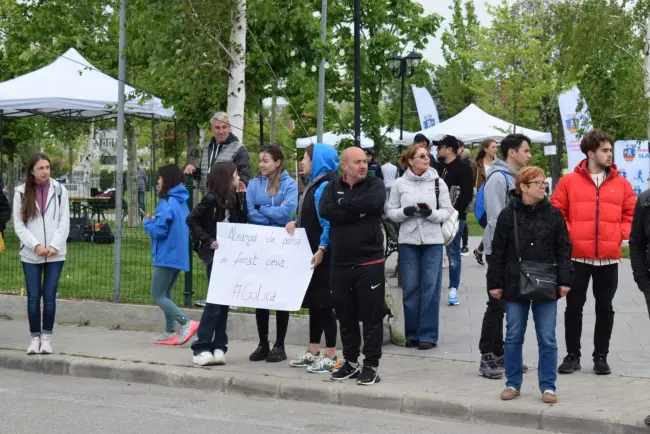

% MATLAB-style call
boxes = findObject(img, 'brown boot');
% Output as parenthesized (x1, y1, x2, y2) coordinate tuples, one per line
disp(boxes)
(542, 391, 558, 403)
(500, 387, 520, 401)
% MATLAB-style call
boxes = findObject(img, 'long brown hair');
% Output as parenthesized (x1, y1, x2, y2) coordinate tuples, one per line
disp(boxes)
(157, 164, 184, 197)
(260, 145, 285, 196)
(22, 153, 51, 223)
(208, 161, 237, 207)
(475, 139, 496, 163)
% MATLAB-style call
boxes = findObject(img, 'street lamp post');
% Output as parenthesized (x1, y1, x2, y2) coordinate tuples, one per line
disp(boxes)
(388, 52, 423, 143)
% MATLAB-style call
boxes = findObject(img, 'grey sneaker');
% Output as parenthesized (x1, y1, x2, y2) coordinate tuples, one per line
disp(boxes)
(479, 353, 503, 379)
(495, 355, 528, 373)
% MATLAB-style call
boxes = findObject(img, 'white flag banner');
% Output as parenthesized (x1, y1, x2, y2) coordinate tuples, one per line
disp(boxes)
(206, 223, 314, 311)
(614, 140, 649, 195)
(558, 86, 592, 171)
(411, 85, 440, 130)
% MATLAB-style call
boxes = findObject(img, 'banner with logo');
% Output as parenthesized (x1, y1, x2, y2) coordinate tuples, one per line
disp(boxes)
(614, 140, 649, 195)
(558, 86, 592, 171)
(411, 85, 440, 130)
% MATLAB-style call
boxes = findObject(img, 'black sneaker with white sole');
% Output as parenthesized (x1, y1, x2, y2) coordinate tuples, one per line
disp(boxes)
(356, 365, 380, 385)
(330, 360, 361, 381)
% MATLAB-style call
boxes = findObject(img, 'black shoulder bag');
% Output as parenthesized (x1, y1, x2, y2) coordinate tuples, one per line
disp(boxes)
(513, 210, 558, 302)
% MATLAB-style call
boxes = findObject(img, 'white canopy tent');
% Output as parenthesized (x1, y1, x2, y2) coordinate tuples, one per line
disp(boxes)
(295, 127, 416, 149)
(416, 104, 552, 144)
(0, 48, 174, 120)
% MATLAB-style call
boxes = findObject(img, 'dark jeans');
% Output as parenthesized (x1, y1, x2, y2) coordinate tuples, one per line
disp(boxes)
(400, 244, 444, 344)
(331, 262, 385, 367)
(478, 255, 505, 357)
(23, 261, 65, 336)
(309, 307, 337, 348)
(565, 261, 618, 358)
(462, 223, 468, 248)
(138, 191, 145, 210)
(192, 261, 229, 355)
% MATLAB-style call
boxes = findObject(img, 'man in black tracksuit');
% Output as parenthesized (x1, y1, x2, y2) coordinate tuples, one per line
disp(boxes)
(319, 147, 386, 386)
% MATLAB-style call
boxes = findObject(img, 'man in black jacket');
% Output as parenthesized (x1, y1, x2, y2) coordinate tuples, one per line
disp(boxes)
(435, 135, 474, 306)
(628, 188, 650, 426)
(319, 147, 386, 386)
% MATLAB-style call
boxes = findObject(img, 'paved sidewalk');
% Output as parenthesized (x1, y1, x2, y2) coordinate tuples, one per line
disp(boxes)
(0, 319, 649, 434)
(385, 236, 650, 380)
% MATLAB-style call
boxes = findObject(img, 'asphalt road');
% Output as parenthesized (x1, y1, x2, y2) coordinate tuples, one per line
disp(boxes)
(0, 369, 566, 434)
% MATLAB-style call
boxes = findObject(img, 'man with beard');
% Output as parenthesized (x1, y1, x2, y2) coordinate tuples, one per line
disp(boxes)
(185, 112, 252, 192)
(435, 135, 473, 306)
(551, 128, 635, 376)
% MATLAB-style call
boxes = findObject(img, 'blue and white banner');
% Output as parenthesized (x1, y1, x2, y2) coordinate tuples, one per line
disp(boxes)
(614, 140, 649, 196)
(558, 86, 592, 171)
(411, 85, 440, 130)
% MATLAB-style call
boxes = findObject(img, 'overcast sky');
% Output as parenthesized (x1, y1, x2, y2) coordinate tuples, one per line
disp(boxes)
(418, 0, 505, 65)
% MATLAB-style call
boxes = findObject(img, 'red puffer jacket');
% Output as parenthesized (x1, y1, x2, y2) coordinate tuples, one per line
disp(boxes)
(550, 160, 636, 259)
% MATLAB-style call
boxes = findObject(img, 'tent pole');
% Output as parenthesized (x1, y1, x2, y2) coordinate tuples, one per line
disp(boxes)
(152, 114, 156, 210)
(113, 0, 127, 303)
(0, 110, 4, 176)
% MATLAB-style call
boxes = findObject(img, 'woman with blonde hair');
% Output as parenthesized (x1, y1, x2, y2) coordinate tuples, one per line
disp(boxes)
(487, 166, 572, 404)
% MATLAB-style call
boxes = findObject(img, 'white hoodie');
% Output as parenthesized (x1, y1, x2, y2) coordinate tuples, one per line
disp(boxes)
(13, 178, 70, 264)
(387, 168, 455, 245)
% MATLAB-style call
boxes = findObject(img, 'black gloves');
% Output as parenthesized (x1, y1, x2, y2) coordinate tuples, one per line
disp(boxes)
(403, 206, 418, 217)
(419, 207, 432, 218)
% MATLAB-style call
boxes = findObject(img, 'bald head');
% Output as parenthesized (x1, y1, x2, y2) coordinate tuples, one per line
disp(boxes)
(341, 146, 368, 183)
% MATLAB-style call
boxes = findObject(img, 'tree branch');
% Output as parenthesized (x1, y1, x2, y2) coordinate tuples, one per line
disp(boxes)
(187, 0, 237, 65)
(603, 37, 646, 71)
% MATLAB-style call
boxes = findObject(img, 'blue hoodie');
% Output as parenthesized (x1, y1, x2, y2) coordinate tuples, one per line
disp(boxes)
(246, 170, 298, 227)
(310, 144, 339, 248)
(144, 184, 190, 271)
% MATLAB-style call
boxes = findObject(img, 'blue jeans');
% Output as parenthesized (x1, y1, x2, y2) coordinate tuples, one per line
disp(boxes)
(191, 261, 229, 355)
(399, 244, 444, 344)
(151, 266, 189, 333)
(505, 300, 558, 392)
(446, 220, 466, 289)
(23, 261, 65, 337)
(138, 191, 145, 210)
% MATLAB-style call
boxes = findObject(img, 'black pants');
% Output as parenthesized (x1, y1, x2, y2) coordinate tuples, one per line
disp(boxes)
(462, 223, 468, 248)
(192, 261, 229, 355)
(256, 309, 290, 347)
(565, 261, 618, 358)
(309, 307, 337, 348)
(331, 262, 385, 367)
(478, 255, 505, 357)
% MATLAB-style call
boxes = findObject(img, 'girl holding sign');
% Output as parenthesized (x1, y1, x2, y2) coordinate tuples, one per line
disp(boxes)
(144, 165, 199, 346)
(187, 162, 248, 366)
(286, 143, 340, 374)
(246, 145, 298, 363)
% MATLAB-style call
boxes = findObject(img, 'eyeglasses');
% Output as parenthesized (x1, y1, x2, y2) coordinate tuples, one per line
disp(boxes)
(413, 154, 429, 160)
(526, 180, 549, 187)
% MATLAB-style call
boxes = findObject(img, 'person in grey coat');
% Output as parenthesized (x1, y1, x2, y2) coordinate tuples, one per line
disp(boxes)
(185, 112, 252, 193)
(477, 134, 532, 380)
(387, 143, 454, 351)
(136, 163, 148, 211)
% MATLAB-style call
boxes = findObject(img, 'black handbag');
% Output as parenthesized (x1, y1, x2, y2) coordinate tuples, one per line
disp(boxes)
(513, 210, 557, 302)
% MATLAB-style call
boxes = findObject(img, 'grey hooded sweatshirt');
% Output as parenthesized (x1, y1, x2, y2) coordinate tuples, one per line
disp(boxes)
(481, 158, 519, 256)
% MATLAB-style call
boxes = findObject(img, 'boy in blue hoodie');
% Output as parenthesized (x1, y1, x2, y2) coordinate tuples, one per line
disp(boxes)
(246, 145, 298, 362)
(144, 165, 198, 346)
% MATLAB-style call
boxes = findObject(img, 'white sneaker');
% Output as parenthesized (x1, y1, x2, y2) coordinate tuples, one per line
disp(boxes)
(213, 349, 226, 365)
(40, 335, 52, 354)
(193, 351, 215, 366)
(27, 337, 40, 355)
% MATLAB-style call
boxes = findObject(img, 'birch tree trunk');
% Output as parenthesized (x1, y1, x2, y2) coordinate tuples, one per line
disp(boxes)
(226, 0, 247, 136)
(126, 119, 139, 227)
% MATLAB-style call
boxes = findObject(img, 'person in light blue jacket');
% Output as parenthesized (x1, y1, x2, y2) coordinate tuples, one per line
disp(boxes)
(246, 145, 298, 363)
(144, 165, 198, 346)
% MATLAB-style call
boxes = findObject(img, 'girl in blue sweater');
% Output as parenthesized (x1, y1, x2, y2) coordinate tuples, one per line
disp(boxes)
(246, 145, 298, 362)
(144, 165, 198, 346)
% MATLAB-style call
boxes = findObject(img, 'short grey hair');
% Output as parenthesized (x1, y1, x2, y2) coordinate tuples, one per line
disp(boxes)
(211, 112, 229, 123)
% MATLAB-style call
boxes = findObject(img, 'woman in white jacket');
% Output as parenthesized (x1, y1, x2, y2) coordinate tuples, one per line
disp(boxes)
(13, 153, 69, 355)
(387, 144, 454, 350)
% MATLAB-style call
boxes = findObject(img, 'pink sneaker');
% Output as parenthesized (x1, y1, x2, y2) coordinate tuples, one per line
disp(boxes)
(155, 332, 179, 345)
(178, 321, 199, 345)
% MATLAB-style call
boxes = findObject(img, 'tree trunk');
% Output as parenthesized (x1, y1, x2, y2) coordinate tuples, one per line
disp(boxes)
(126, 119, 139, 227)
(7, 152, 14, 205)
(187, 122, 200, 207)
(82, 122, 95, 195)
(226, 0, 247, 136)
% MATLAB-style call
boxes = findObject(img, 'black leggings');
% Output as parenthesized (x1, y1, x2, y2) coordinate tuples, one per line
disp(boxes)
(462, 223, 468, 247)
(309, 307, 337, 348)
(256, 309, 289, 347)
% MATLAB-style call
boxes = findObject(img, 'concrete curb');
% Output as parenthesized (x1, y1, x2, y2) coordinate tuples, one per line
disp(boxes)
(0, 350, 647, 434)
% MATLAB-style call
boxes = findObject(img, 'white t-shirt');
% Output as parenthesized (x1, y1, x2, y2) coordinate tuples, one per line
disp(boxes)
(382, 163, 398, 188)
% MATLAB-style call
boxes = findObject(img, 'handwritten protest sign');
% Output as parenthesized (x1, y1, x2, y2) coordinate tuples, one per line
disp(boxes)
(206, 223, 314, 311)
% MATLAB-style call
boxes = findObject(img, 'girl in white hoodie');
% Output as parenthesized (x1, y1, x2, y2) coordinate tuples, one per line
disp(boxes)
(13, 153, 69, 355)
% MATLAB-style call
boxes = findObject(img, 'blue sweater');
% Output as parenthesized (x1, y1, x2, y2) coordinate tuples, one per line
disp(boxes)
(144, 184, 190, 271)
(310, 143, 339, 247)
(246, 170, 298, 227)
